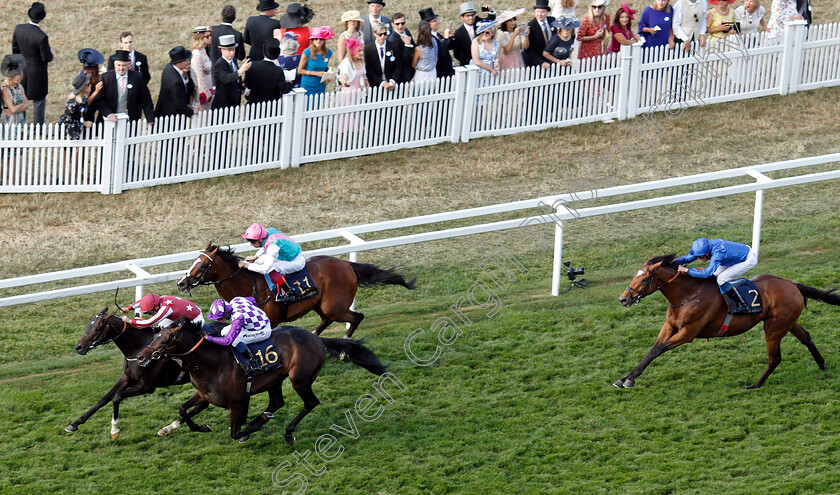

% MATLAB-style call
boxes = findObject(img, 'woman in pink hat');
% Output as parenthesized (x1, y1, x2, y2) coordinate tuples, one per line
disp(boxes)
(608, 3, 642, 52)
(298, 25, 334, 96)
(706, 0, 737, 45)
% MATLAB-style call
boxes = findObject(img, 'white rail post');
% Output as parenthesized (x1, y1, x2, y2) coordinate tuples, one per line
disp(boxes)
(100, 119, 116, 194)
(459, 66, 480, 143)
(450, 67, 469, 143)
(279, 91, 296, 170)
(339, 231, 366, 329)
(788, 20, 808, 95)
(551, 218, 564, 296)
(626, 44, 643, 119)
(110, 114, 128, 194)
(617, 45, 633, 121)
(289, 88, 307, 168)
(745, 169, 772, 256)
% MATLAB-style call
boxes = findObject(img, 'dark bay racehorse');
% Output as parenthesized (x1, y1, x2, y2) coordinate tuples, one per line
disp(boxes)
(177, 243, 415, 337)
(135, 321, 387, 444)
(68, 308, 191, 438)
(617, 254, 840, 389)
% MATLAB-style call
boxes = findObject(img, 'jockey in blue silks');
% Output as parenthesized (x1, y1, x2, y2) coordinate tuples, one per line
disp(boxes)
(674, 237, 759, 313)
(238, 223, 305, 303)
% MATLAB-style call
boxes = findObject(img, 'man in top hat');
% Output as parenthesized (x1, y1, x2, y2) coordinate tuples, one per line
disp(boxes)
(279, 3, 315, 56)
(419, 7, 456, 78)
(452, 2, 497, 66)
(12, 2, 53, 125)
(211, 6, 246, 63)
(155, 46, 195, 118)
(244, 0, 282, 61)
(525, 0, 557, 68)
(107, 32, 151, 84)
(388, 12, 415, 83)
(95, 49, 155, 124)
(212, 35, 252, 110)
(245, 39, 293, 104)
(361, 0, 392, 44)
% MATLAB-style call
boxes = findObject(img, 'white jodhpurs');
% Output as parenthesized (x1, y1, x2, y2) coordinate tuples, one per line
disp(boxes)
(714, 248, 758, 286)
(230, 327, 272, 347)
(272, 252, 306, 275)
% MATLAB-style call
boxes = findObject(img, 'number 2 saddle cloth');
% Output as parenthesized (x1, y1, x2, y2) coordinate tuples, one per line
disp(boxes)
(729, 278, 763, 315)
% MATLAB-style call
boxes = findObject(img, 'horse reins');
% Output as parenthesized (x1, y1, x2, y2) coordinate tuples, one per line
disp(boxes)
(626, 267, 683, 304)
(184, 251, 243, 292)
(89, 316, 129, 350)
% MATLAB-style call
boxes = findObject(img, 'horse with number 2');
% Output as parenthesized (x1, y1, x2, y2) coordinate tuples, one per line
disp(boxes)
(178, 243, 415, 337)
(617, 254, 840, 389)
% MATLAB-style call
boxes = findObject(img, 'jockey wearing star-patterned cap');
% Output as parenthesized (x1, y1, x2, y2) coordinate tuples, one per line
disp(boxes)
(121, 293, 205, 328)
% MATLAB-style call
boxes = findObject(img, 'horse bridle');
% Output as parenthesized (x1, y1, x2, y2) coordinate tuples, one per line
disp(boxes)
(625, 266, 681, 305)
(87, 315, 128, 350)
(141, 324, 206, 362)
(182, 251, 242, 291)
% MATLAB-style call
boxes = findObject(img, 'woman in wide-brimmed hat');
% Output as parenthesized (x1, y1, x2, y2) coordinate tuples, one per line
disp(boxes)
(298, 26, 334, 97)
(706, 0, 737, 45)
(279, 3, 315, 55)
(76, 48, 106, 123)
(337, 10, 364, 61)
(579, 0, 611, 59)
(1, 54, 29, 130)
(496, 8, 529, 70)
(191, 26, 215, 112)
(543, 16, 581, 65)
(59, 73, 92, 140)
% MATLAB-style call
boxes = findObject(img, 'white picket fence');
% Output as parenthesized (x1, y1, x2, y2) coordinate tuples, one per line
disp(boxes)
(1, 21, 837, 195)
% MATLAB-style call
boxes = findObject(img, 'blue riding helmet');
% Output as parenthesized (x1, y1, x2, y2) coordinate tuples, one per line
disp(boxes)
(688, 238, 711, 258)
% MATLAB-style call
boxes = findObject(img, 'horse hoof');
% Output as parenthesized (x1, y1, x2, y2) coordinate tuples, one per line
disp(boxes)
(111, 431, 120, 440)
(285, 433, 296, 446)
(158, 428, 171, 437)
(198, 424, 212, 433)
(339, 351, 350, 362)
(64, 425, 77, 433)
(612, 379, 625, 389)
(623, 378, 635, 388)
(238, 435, 251, 444)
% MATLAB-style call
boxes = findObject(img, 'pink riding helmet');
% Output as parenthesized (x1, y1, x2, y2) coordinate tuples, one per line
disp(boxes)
(207, 299, 232, 320)
(242, 222, 267, 241)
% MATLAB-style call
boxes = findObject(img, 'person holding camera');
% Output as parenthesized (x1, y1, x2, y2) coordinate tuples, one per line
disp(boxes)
(706, 0, 737, 46)
(452, 2, 497, 66)
(674, 237, 758, 313)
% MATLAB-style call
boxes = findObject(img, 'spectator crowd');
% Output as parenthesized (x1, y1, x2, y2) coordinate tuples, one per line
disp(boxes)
(2, 0, 815, 139)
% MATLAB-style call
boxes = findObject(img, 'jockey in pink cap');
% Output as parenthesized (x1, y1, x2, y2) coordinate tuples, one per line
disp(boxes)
(121, 293, 205, 329)
(238, 223, 306, 303)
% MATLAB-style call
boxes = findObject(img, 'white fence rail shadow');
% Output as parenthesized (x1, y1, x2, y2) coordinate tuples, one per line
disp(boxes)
(1, 152, 838, 307)
(0, 21, 837, 195)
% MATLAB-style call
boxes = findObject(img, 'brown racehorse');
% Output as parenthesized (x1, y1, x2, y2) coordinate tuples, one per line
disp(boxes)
(177, 243, 415, 337)
(617, 254, 840, 389)
(134, 321, 388, 444)
(68, 308, 191, 438)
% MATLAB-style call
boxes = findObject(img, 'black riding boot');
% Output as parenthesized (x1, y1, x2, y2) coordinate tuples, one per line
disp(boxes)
(238, 347, 261, 376)
(726, 288, 748, 313)
(275, 281, 296, 303)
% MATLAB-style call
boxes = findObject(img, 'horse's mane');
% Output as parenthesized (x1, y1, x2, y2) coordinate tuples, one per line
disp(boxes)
(209, 245, 242, 265)
(645, 253, 679, 269)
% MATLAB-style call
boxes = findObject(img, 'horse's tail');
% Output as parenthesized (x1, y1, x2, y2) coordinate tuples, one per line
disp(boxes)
(321, 337, 388, 375)
(349, 262, 416, 290)
(796, 284, 840, 308)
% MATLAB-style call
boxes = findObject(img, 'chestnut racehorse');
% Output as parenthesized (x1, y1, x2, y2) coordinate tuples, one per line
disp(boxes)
(617, 254, 840, 389)
(68, 308, 191, 438)
(135, 321, 387, 444)
(177, 243, 414, 337)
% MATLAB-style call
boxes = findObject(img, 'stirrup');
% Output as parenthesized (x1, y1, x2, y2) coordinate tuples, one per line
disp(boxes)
(275, 291, 296, 303)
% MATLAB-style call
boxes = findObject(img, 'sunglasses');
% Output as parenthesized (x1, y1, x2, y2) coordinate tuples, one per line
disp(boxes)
(393, 21, 405, 25)
(375, 32, 387, 36)
(593, 5, 605, 8)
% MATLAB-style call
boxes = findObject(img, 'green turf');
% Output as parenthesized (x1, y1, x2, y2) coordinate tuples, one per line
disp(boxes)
(2, 186, 839, 495)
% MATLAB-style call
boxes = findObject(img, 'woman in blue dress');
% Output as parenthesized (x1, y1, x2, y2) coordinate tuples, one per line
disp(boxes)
(298, 25, 334, 99)
(638, 0, 675, 48)
(277, 33, 303, 88)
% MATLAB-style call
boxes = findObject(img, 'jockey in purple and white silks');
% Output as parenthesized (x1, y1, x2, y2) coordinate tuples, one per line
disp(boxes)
(205, 297, 273, 375)
(674, 237, 758, 312)
(238, 222, 306, 303)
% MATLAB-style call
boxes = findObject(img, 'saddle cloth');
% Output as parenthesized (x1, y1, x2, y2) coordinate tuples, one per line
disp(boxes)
(265, 266, 319, 301)
(232, 338, 283, 373)
(729, 278, 763, 315)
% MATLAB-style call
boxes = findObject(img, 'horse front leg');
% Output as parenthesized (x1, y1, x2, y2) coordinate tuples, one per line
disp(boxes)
(160, 393, 210, 436)
(229, 400, 251, 443)
(614, 323, 690, 389)
(65, 374, 130, 434)
(241, 381, 286, 437)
